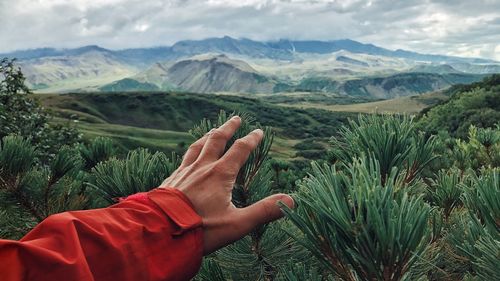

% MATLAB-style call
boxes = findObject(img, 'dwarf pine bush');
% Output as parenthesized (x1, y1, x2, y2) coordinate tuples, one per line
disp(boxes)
(1, 62, 499, 280)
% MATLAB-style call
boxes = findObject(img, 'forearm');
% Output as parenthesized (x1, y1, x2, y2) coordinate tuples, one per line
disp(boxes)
(0, 188, 203, 281)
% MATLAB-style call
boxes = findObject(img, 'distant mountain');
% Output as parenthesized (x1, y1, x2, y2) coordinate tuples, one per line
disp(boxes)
(172, 37, 496, 63)
(1, 36, 498, 94)
(103, 54, 278, 93)
(339, 73, 486, 99)
(336, 56, 369, 67)
(1, 45, 111, 60)
(19, 50, 137, 92)
(171, 36, 293, 60)
(409, 64, 462, 74)
(273, 72, 486, 98)
(4, 36, 497, 64)
(448, 62, 500, 74)
(268, 39, 394, 57)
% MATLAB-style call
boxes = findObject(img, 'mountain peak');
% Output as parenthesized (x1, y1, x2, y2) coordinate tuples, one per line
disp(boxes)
(3, 37, 497, 64)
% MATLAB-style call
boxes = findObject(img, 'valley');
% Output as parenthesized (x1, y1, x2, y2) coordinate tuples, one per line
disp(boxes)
(276, 90, 450, 114)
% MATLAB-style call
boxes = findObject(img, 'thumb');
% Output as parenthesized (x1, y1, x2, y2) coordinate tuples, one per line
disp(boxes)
(237, 193, 294, 234)
(202, 194, 294, 254)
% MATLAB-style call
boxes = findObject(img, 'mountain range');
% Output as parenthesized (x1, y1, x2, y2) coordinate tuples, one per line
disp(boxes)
(2, 36, 498, 98)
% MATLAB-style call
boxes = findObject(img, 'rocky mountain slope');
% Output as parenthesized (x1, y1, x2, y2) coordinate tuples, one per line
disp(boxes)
(2, 36, 498, 95)
(17, 49, 137, 92)
(103, 54, 277, 93)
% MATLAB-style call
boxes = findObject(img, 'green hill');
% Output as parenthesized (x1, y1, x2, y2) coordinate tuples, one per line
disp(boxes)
(273, 72, 485, 98)
(418, 74, 500, 137)
(38, 92, 355, 158)
(339, 72, 486, 99)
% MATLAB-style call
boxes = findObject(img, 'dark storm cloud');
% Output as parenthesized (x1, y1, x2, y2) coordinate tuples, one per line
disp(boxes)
(0, 0, 498, 60)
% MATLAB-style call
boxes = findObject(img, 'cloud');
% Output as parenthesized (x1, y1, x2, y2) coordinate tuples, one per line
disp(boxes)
(0, 0, 498, 60)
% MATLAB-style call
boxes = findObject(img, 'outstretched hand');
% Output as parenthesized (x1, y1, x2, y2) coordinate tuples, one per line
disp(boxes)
(161, 116, 294, 254)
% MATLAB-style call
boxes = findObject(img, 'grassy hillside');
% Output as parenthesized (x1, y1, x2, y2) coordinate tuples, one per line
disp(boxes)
(39, 92, 354, 159)
(417, 74, 500, 137)
(273, 74, 496, 114)
(339, 72, 485, 98)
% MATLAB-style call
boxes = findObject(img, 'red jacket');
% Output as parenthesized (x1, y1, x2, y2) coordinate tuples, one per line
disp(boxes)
(0, 188, 203, 281)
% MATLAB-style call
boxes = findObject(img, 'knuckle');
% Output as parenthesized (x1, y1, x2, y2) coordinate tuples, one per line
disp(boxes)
(210, 129, 227, 140)
(234, 139, 252, 151)
(188, 142, 204, 151)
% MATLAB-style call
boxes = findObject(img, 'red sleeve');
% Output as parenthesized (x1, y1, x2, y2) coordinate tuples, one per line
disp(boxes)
(0, 188, 203, 281)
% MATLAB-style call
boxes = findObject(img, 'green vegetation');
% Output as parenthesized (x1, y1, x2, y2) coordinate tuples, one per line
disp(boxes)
(39, 92, 355, 139)
(284, 90, 448, 114)
(75, 122, 193, 156)
(340, 72, 485, 98)
(263, 92, 378, 106)
(1, 60, 499, 280)
(277, 74, 496, 115)
(37, 91, 356, 160)
(99, 78, 159, 92)
(0, 58, 81, 161)
(418, 74, 500, 138)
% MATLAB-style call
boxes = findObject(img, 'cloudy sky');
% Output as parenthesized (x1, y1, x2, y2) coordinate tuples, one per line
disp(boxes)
(1, 0, 499, 60)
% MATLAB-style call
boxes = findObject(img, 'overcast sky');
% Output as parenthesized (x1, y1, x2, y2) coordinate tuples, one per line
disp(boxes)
(1, 0, 499, 60)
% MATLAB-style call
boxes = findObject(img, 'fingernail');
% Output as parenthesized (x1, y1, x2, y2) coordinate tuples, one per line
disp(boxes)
(253, 129, 264, 135)
(231, 115, 241, 121)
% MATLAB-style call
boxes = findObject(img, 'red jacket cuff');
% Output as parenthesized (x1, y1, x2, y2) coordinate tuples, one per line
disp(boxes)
(146, 188, 203, 235)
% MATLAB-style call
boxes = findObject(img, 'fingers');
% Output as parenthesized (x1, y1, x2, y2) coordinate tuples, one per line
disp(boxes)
(236, 194, 294, 235)
(218, 129, 264, 174)
(197, 116, 242, 162)
(180, 129, 213, 168)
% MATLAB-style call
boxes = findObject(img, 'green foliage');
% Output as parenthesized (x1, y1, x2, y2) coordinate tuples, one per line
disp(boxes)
(282, 159, 432, 281)
(463, 168, 499, 235)
(277, 263, 332, 281)
(418, 74, 500, 138)
(88, 148, 180, 204)
(38, 92, 354, 139)
(0, 136, 88, 238)
(433, 125, 500, 172)
(283, 116, 498, 280)
(0, 136, 36, 185)
(427, 168, 465, 219)
(0, 58, 81, 161)
(78, 136, 117, 170)
(293, 139, 328, 160)
(449, 213, 500, 281)
(330, 114, 436, 184)
(0, 58, 43, 139)
(195, 259, 227, 281)
(470, 234, 500, 280)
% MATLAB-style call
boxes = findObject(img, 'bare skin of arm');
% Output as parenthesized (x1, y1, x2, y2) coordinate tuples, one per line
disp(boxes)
(161, 116, 294, 254)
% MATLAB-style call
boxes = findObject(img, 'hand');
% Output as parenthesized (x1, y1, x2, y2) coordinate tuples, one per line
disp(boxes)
(160, 116, 294, 254)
